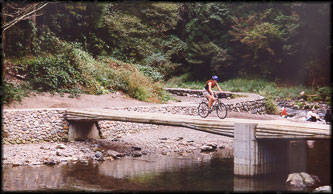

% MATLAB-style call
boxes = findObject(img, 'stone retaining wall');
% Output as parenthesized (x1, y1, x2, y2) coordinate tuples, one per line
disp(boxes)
(2, 109, 160, 145)
(2, 109, 69, 145)
(98, 121, 159, 140)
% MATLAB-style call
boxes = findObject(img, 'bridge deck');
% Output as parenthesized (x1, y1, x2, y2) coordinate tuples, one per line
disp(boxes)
(66, 109, 330, 139)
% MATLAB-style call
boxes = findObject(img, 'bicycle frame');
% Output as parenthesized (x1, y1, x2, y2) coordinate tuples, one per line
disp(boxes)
(198, 95, 228, 119)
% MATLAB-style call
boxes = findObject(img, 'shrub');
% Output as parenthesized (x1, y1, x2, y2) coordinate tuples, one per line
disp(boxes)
(14, 41, 109, 96)
(264, 96, 279, 115)
(144, 52, 180, 79)
(99, 57, 170, 103)
(135, 64, 164, 82)
(2, 81, 28, 105)
(316, 87, 331, 101)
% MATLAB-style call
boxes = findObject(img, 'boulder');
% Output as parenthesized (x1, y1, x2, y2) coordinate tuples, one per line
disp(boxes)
(313, 185, 331, 193)
(176, 137, 184, 141)
(207, 142, 217, 149)
(300, 172, 316, 187)
(94, 151, 104, 161)
(286, 172, 319, 188)
(131, 152, 142, 157)
(200, 145, 215, 152)
(131, 146, 142, 151)
(56, 144, 66, 149)
(106, 150, 124, 158)
(43, 158, 57, 165)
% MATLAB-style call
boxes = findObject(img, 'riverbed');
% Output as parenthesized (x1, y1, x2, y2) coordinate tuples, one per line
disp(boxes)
(2, 126, 330, 192)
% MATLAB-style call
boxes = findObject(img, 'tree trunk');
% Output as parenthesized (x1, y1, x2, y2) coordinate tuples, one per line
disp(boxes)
(2, 5, 6, 53)
(33, 4, 37, 24)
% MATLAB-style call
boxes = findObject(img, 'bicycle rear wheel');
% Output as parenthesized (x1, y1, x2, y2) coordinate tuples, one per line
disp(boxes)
(216, 102, 228, 119)
(198, 102, 209, 118)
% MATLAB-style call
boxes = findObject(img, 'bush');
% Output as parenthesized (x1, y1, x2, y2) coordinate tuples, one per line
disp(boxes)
(264, 96, 279, 115)
(135, 64, 164, 82)
(2, 81, 28, 105)
(144, 52, 180, 79)
(14, 41, 108, 96)
(316, 87, 331, 101)
(99, 57, 170, 103)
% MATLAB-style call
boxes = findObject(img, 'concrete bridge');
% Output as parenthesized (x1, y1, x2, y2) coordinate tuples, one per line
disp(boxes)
(65, 109, 330, 176)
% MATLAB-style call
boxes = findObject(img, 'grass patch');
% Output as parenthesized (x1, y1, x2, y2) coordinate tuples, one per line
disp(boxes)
(166, 76, 326, 102)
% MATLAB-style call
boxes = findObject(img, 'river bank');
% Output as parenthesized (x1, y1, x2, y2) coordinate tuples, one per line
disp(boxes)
(2, 125, 233, 167)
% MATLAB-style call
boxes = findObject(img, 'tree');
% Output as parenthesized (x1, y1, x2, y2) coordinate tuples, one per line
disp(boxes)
(183, 2, 231, 79)
(103, 2, 180, 63)
(229, 3, 301, 80)
(2, 2, 49, 52)
(2, 2, 49, 32)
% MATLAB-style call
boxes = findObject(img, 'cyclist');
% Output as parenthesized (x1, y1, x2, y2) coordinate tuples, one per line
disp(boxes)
(202, 75, 223, 112)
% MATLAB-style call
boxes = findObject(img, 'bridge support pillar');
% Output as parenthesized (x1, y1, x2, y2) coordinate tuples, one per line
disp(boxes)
(234, 123, 284, 176)
(68, 121, 100, 142)
(234, 123, 259, 176)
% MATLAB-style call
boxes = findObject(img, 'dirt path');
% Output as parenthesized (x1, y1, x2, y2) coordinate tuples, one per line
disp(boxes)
(3, 91, 311, 123)
(3, 92, 153, 109)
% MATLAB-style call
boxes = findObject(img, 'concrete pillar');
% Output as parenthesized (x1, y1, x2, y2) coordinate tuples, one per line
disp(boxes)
(234, 123, 290, 176)
(68, 121, 100, 142)
(234, 123, 259, 176)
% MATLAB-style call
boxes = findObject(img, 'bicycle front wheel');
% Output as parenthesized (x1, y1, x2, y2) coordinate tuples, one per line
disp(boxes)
(198, 102, 209, 118)
(216, 102, 228, 119)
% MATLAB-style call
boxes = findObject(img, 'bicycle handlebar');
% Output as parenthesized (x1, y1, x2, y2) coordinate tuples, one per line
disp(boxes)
(214, 93, 227, 99)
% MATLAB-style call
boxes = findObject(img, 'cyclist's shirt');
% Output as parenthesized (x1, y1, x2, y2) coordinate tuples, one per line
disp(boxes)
(204, 80, 217, 91)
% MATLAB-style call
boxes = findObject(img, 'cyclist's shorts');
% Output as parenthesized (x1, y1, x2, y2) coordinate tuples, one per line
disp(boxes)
(202, 88, 211, 97)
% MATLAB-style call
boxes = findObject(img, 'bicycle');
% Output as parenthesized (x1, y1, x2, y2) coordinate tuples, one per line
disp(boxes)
(198, 93, 228, 119)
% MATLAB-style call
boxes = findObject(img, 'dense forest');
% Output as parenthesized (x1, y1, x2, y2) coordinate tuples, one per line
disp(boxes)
(2, 2, 331, 104)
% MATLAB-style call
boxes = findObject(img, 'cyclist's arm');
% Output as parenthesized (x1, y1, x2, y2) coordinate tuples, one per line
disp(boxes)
(216, 83, 223, 94)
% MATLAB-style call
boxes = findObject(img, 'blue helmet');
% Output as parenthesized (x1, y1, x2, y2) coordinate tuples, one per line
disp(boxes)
(212, 75, 219, 81)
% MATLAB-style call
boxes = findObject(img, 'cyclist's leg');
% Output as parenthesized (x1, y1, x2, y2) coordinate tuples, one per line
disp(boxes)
(203, 89, 214, 109)
(207, 95, 215, 110)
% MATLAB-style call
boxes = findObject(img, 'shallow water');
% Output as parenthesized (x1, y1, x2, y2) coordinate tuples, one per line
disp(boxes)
(2, 141, 330, 192)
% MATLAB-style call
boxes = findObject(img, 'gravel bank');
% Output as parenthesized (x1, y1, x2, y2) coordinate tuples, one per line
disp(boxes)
(2, 125, 233, 167)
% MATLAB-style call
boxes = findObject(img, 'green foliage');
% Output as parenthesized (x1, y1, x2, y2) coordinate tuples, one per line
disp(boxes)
(103, 2, 180, 64)
(229, 6, 300, 79)
(264, 95, 279, 115)
(184, 3, 231, 78)
(165, 73, 202, 89)
(144, 53, 180, 80)
(96, 57, 170, 103)
(135, 64, 164, 82)
(316, 87, 331, 102)
(2, 81, 28, 105)
(12, 40, 108, 96)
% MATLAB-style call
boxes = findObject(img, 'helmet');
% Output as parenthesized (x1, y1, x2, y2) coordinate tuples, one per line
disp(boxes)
(212, 75, 219, 81)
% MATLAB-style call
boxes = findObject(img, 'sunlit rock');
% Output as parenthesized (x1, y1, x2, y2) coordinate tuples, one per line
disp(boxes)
(313, 185, 331, 193)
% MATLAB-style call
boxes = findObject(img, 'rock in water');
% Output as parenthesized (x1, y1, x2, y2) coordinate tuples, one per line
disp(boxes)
(286, 173, 305, 187)
(313, 185, 331, 193)
(286, 172, 317, 188)
(95, 151, 103, 158)
(200, 145, 214, 152)
(300, 172, 315, 187)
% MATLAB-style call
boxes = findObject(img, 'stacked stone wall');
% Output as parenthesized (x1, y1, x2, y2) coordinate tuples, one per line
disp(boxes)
(2, 109, 69, 145)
